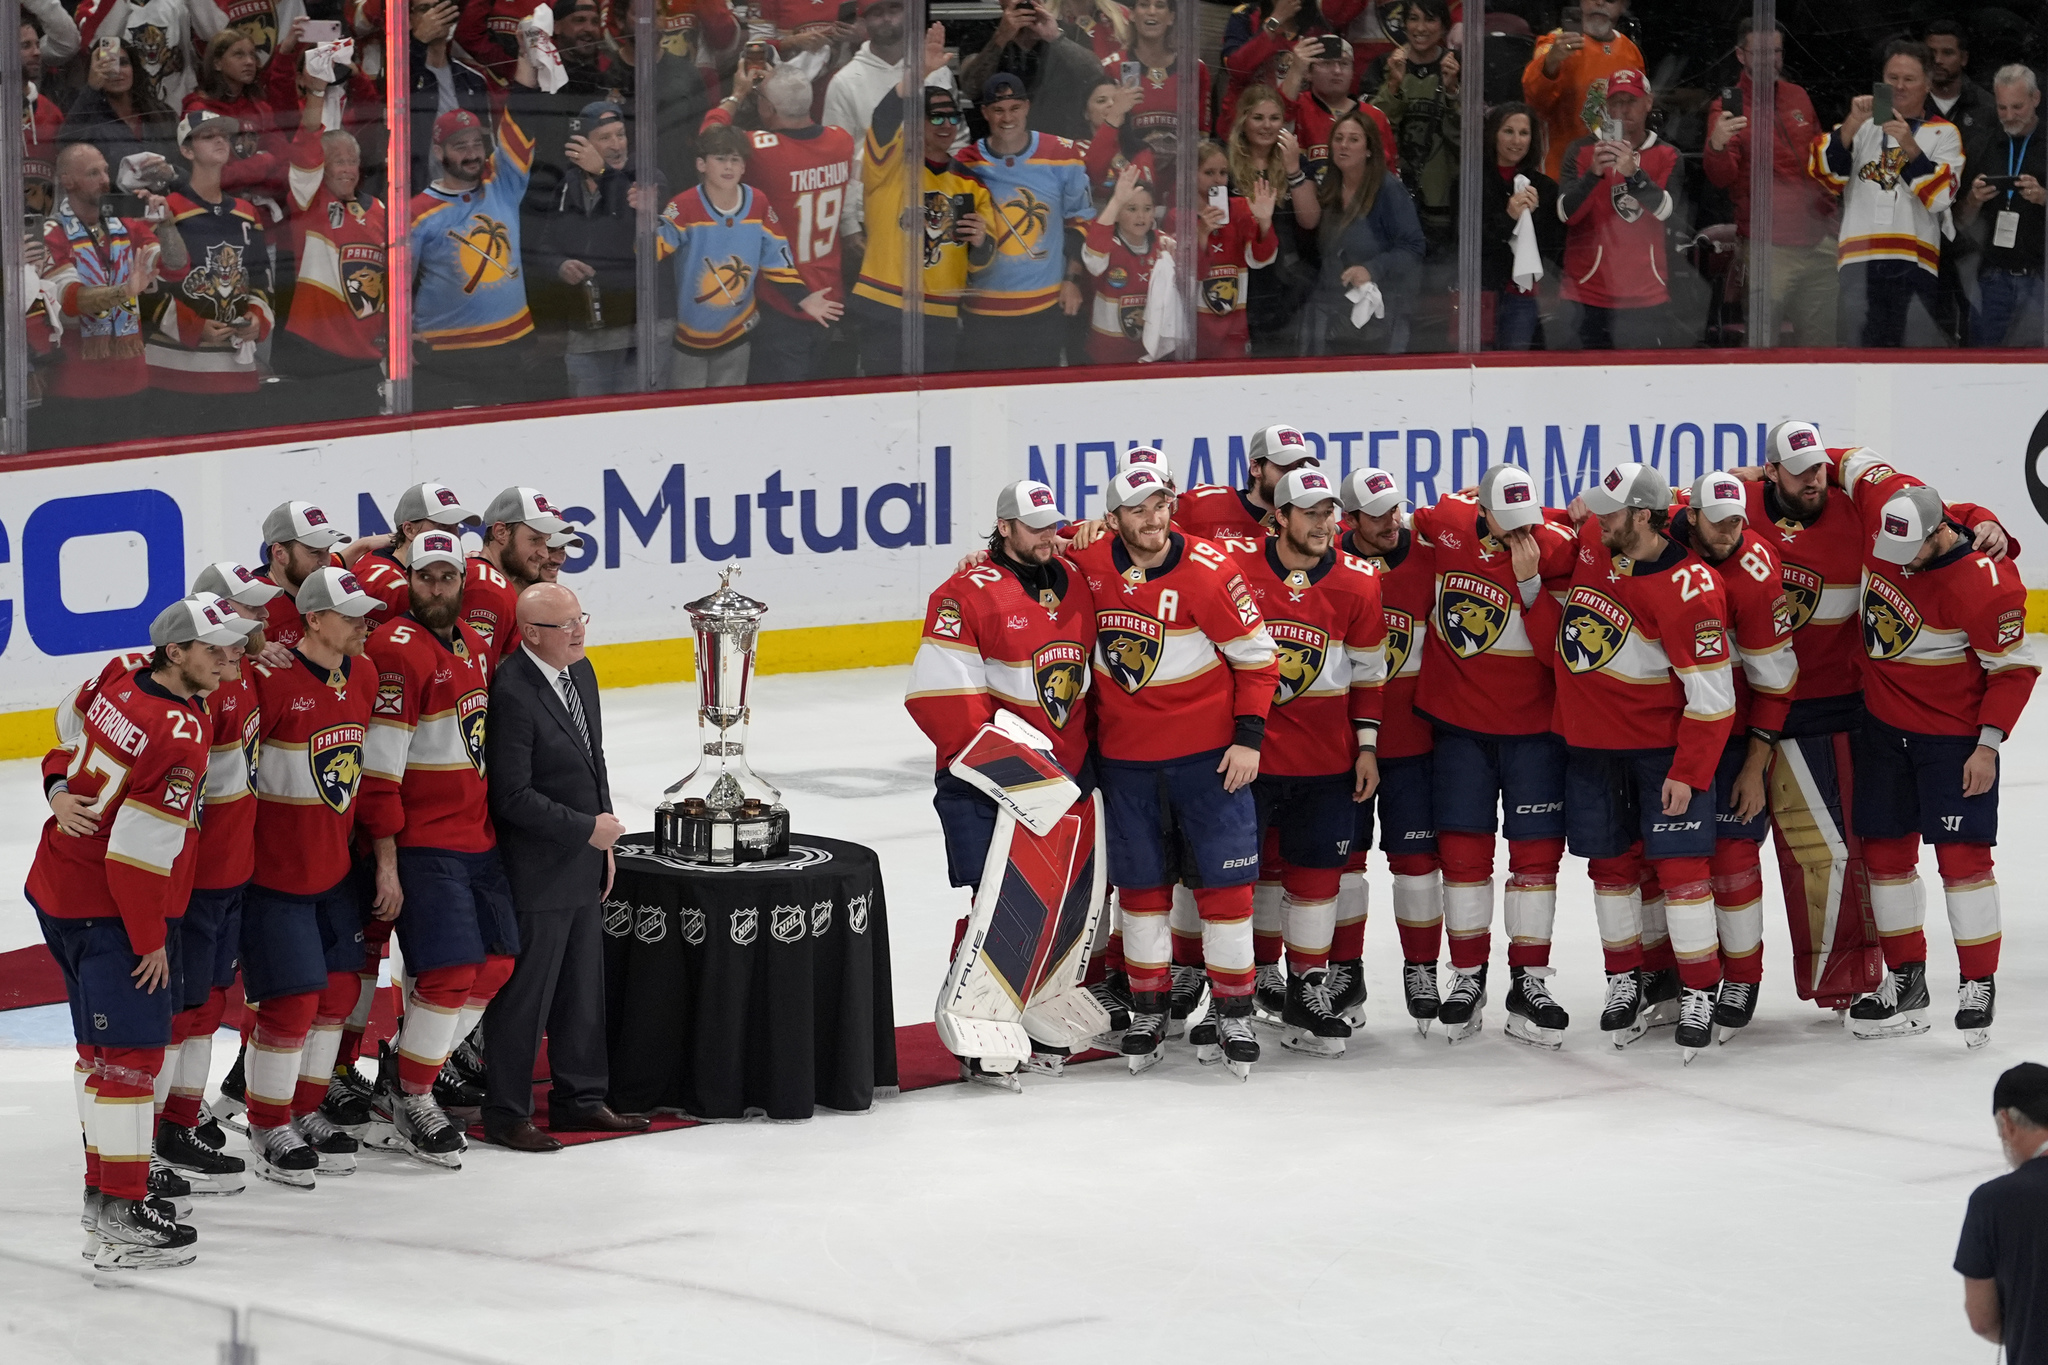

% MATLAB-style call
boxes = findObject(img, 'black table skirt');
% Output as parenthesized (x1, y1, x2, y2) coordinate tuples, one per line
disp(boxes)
(601, 833, 898, 1121)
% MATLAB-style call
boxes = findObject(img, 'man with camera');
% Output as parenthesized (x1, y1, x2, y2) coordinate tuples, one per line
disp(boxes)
(531, 101, 643, 395)
(1555, 66, 1679, 350)
(1521, 0, 1643, 181)
(959, 0, 1101, 143)
(1958, 66, 2044, 348)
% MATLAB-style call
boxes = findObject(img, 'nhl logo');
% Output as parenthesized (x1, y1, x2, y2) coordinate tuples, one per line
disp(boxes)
(634, 904, 666, 944)
(1437, 573, 1511, 658)
(679, 906, 706, 945)
(848, 893, 870, 935)
(1033, 642, 1087, 729)
(771, 904, 806, 943)
(93, 1013, 108, 1031)
(1266, 621, 1328, 705)
(307, 723, 366, 814)
(731, 906, 759, 946)
(1096, 611, 1163, 693)
(811, 900, 832, 937)
(603, 898, 631, 938)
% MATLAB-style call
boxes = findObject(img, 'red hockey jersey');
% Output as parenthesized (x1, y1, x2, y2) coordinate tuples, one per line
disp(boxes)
(904, 557, 1097, 778)
(463, 557, 522, 659)
(350, 549, 411, 622)
(1173, 197, 1276, 359)
(360, 615, 496, 852)
(1175, 483, 1271, 541)
(1674, 520, 1799, 736)
(1224, 536, 1385, 778)
(1835, 450, 2038, 739)
(1343, 525, 1434, 760)
(195, 672, 261, 891)
(1526, 518, 1737, 792)
(285, 116, 387, 363)
(28, 668, 210, 954)
(1071, 532, 1279, 763)
(1411, 493, 1576, 738)
(250, 651, 373, 896)
(702, 107, 854, 314)
(1080, 219, 1162, 365)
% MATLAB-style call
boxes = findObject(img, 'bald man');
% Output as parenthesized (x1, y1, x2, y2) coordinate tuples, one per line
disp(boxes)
(480, 583, 642, 1149)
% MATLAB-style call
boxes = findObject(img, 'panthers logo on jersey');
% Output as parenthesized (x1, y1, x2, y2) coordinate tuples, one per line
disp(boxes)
(1383, 608, 1417, 677)
(694, 254, 752, 306)
(1267, 621, 1328, 705)
(1096, 611, 1162, 693)
(1559, 588, 1631, 674)
(1118, 299, 1146, 340)
(1779, 561, 1822, 630)
(458, 689, 489, 775)
(1033, 642, 1087, 729)
(1863, 575, 1921, 661)
(342, 243, 386, 320)
(308, 723, 367, 814)
(1201, 274, 1239, 316)
(240, 708, 261, 784)
(1436, 572, 1512, 658)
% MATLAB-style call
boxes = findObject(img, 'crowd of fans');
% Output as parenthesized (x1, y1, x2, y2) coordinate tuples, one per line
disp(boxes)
(11, 0, 2047, 446)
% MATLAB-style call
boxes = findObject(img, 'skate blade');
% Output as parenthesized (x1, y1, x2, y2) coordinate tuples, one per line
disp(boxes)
(1024, 1054, 1066, 1078)
(1680, 1046, 1703, 1066)
(1226, 1059, 1253, 1081)
(252, 1158, 316, 1190)
(1502, 1017, 1564, 1051)
(207, 1097, 249, 1137)
(92, 1241, 197, 1271)
(1412, 1016, 1430, 1038)
(967, 1071, 1024, 1093)
(1714, 1021, 1750, 1046)
(357, 1119, 407, 1151)
(1963, 1027, 1990, 1050)
(312, 1152, 358, 1176)
(166, 1164, 247, 1196)
(1342, 1006, 1369, 1029)
(1194, 1042, 1223, 1066)
(1847, 1011, 1931, 1041)
(1441, 1014, 1484, 1045)
(1279, 1030, 1345, 1058)
(398, 1141, 464, 1170)
(1606, 1018, 1650, 1049)
(1641, 1001, 1679, 1030)
(1126, 1048, 1164, 1075)
(1165, 1015, 1189, 1040)
(1090, 1030, 1127, 1054)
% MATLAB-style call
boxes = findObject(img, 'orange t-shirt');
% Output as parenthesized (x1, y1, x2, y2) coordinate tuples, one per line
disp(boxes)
(1520, 28, 1646, 181)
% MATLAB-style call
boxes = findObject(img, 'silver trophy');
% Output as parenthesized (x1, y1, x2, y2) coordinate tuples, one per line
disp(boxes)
(655, 567, 791, 864)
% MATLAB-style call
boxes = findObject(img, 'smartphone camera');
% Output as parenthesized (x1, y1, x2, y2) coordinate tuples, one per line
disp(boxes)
(1120, 60, 1141, 89)
(1721, 85, 1743, 118)
(950, 193, 975, 236)
(1206, 183, 1230, 213)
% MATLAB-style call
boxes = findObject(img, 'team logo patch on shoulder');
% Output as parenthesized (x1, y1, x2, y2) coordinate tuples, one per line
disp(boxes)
(308, 723, 367, 813)
(1096, 611, 1163, 693)
(1862, 575, 1921, 660)
(468, 615, 497, 644)
(1559, 588, 1632, 673)
(932, 597, 964, 640)
(373, 672, 406, 717)
(1770, 592, 1796, 637)
(1779, 562, 1822, 630)
(1267, 621, 1329, 704)
(1998, 608, 2025, 649)
(1033, 641, 1087, 729)
(1436, 572, 1512, 658)
(1692, 618, 1727, 661)
(458, 689, 489, 775)
(1226, 573, 1260, 628)
(1383, 609, 1417, 676)
(161, 765, 198, 815)
(1859, 462, 1898, 488)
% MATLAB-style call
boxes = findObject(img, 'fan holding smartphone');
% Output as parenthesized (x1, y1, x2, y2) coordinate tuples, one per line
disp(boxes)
(1526, 0, 1643, 180)
(1956, 65, 2045, 347)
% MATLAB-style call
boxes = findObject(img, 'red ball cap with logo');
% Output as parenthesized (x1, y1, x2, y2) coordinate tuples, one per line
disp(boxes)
(434, 109, 485, 146)
(1607, 68, 1651, 100)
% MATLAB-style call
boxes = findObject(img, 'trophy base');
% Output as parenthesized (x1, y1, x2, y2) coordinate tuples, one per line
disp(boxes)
(655, 805, 791, 866)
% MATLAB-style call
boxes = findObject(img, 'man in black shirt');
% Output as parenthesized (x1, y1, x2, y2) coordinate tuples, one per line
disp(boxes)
(1958, 66, 2044, 348)
(1957, 1061, 2048, 1362)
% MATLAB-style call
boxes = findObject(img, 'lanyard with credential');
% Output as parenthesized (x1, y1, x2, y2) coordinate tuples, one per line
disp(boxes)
(2005, 131, 2032, 206)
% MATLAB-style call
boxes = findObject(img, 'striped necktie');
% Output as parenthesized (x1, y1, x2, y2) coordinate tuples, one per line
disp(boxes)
(558, 672, 591, 752)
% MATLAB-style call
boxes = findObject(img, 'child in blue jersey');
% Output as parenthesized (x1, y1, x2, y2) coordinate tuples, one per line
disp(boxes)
(652, 123, 842, 389)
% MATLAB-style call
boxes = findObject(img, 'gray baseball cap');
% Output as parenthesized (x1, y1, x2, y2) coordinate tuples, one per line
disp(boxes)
(995, 479, 1065, 529)
(1340, 467, 1401, 516)
(262, 500, 350, 549)
(295, 566, 380, 617)
(1248, 424, 1317, 469)
(394, 481, 479, 527)
(483, 486, 569, 534)
(1872, 485, 1945, 566)
(1581, 462, 1671, 515)
(150, 595, 250, 647)
(1478, 464, 1543, 531)
(192, 561, 283, 606)
(1275, 467, 1340, 511)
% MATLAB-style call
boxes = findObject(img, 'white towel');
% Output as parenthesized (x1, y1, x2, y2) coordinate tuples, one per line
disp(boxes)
(519, 7, 568, 93)
(302, 37, 354, 84)
(1346, 280, 1384, 329)
(1141, 249, 1189, 361)
(22, 264, 63, 341)
(1510, 173, 1545, 290)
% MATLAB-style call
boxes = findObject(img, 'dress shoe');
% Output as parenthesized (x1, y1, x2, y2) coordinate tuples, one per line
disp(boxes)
(483, 1120, 562, 1153)
(547, 1104, 650, 1133)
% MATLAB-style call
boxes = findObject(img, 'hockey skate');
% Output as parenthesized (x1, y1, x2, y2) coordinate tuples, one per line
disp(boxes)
(1121, 1001, 1169, 1074)
(433, 1061, 487, 1117)
(247, 1122, 319, 1189)
(1712, 981, 1758, 1045)
(1086, 973, 1133, 1045)
(147, 1157, 194, 1221)
(1166, 964, 1208, 1039)
(1639, 967, 1680, 1030)
(1279, 969, 1351, 1058)
(1205, 1000, 1259, 1080)
(1601, 969, 1648, 1048)
(1324, 958, 1368, 1030)
(959, 1056, 1023, 1092)
(208, 1045, 249, 1136)
(1251, 963, 1286, 1026)
(156, 1120, 246, 1196)
(1675, 986, 1715, 1064)
(359, 1041, 408, 1152)
(294, 1109, 360, 1175)
(1025, 1042, 1070, 1078)
(79, 1188, 102, 1260)
(1956, 975, 1995, 1049)
(392, 1091, 466, 1169)
(320, 1061, 377, 1137)
(1436, 964, 1487, 1044)
(448, 1028, 487, 1089)
(1503, 966, 1568, 1051)
(194, 1113, 227, 1151)
(92, 1195, 197, 1271)
(1401, 960, 1438, 1037)
(1848, 961, 1931, 1040)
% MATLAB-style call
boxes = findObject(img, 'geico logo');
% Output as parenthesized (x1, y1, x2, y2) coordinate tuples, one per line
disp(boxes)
(1220, 855, 1258, 869)
(1513, 802, 1564, 814)
(1651, 820, 1703, 832)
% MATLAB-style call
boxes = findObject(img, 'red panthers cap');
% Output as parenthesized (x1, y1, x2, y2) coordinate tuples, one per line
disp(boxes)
(433, 109, 486, 146)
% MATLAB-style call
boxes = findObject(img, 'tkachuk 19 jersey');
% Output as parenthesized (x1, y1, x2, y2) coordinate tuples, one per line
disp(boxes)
(463, 557, 521, 659)
(1223, 536, 1386, 778)
(1071, 532, 1278, 763)
(1175, 484, 1271, 542)
(1344, 525, 1435, 760)
(1673, 516, 1800, 735)
(28, 666, 210, 954)
(1527, 518, 1737, 792)
(360, 615, 496, 852)
(249, 651, 373, 897)
(1411, 493, 1576, 738)
(1835, 449, 2038, 739)
(904, 557, 1096, 778)
(195, 671, 261, 891)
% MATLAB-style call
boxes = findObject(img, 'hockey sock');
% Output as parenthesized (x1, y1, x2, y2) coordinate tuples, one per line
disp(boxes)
(165, 1025, 214, 1129)
(94, 1047, 165, 1201)
(1437, 831, 1495, 970)
(1935, 843, 2000, 977)
(1250, 879, 1282, 967)
(1331, 869, 1368, 965)
(293, 972, 361, 1117)
(337, 960, 380, 1069)
(1171, 885, 1207, 967)
(1280, 866, 1341, 974)
(1194, 885, 1255, 998)
(75, 1046, 99, 1190)
(153, 1027, 178, 1115)
(1117, 887, 1173, 996)
(1588, 855, 1644, 973)
(1636, 862, 1673, 972)
(1503, 838, 1562, 968)
(247, 993, 319, 1130)
(1710, 839, 1765, 984)
(452, 954, 517, 1051)
(1387, 854, 1441, 962)
(1656, 858, 1720, 990)
(1864, 835, 1929, 968)
(397, 964, 479, 1095)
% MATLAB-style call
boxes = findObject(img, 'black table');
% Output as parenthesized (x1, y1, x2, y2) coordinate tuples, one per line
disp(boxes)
(601, 833, 898, 1121)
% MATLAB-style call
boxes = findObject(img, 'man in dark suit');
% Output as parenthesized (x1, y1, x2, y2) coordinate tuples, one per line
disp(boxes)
(481, 581, 647, 1150)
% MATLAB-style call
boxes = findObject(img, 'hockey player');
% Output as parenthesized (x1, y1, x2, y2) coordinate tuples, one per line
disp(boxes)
(360, 531, 515, 1164)
(1669, 473, 1799, 1041)
(1226, 468, 1386, 1057)
(238, 568, 378, 1187)
(1831, 451, 2037, 1045)
(1410, 464, 1577, 1048)
(1525, 463, 1737, 1062)
(1174, 422, 1319, 542)
(254, 500, 352, 653)
(351, 482, 482, 621)
(31, 597, 240, 1268)
(469, 487, 569, 658)
(1070, 466, 1279, 1077)
(1334, 467, 1444, 1034)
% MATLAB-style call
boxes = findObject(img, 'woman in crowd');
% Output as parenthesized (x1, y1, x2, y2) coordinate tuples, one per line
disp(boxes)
(1227, 84, 1318, 354)
(1083, 76, 1144, 206)
(1219, 0, 1328, 136)
(1480, 101, 1561, 351)
(186, 30, 287, 218)
(60, 40, 177, 174)
(1296, 107, 1423, 354)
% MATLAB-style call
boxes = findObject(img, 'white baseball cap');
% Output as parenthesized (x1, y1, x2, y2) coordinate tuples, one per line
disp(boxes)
(394, 481, 479, 527)
(1478, 464, 1543, 531)
(1275, 467, 1341, 511)
(150, 595, 250, 648)
(1766, 421, 1828, 476)
(1119, 446, 1173, 482)
(1249, 424, 1317, 469)
(995, 479, 1066, 529)
(408, 530, 467, 572)
(262, 500, 350, 550)
(191, 561, 283, 606)
(1872, 485, 1945, 566)
(1689, 471, 1749, 524)
(547, 528, 586, 551)
(295, 566, 380, 617)
(1340, 467, 1401, 516)
(1106, 467, 1171, 512)
(187, 591, 261, 637)
(483, 486, 570, 535)
(1581, 462, 1672, 515)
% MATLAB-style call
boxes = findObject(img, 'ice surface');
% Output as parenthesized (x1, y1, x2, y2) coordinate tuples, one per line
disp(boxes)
(0, 666, 2036, 1362)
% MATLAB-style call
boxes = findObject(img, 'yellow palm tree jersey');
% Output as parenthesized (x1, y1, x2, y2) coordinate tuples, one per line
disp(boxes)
(853, 92, 996, 320)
